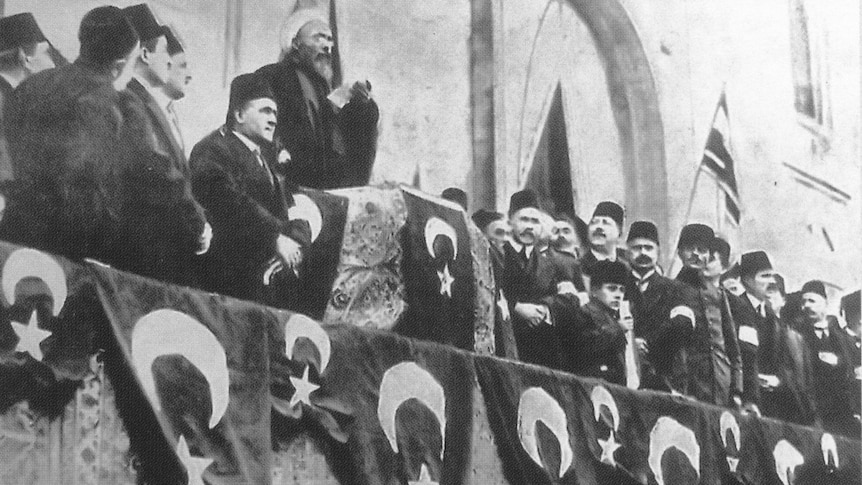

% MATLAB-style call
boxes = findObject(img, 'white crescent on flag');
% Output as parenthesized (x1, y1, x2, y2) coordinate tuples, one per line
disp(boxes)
(2, 248, 67, 316)
(821, 433, 839, 469)
(132, 309, 230, 429)
(518, 387, 573, 479)
(377, 362, 447, 459)
(773, 439, 804, 485)
(283, 313, 331, 373)
(590, 385, 620, 431)
(287, 193, 323, 243)
(719, 411, 741, 472)
(648, 416, 700, 485)
(424, 217, 458, 260)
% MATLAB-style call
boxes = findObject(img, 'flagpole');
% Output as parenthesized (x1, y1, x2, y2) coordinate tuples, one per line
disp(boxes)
(671, 85, 726, 275)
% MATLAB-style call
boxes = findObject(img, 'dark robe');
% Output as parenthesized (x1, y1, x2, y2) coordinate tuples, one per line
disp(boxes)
(256, 53, 378, 189)
(559, 298, 627, 385)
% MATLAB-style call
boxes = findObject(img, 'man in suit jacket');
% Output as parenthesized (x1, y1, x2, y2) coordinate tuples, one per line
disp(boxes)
(256, 9, 378, 189)
(799, 280, 859, 438)
(624, 220, 690, 392)
(119, 4, 210, 285)
(735, 251, 815, 424)
(189, 73, 310, 307)
(499, 189, 580, 370)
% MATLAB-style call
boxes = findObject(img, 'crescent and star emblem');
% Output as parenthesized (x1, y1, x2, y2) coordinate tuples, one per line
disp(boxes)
(287, 194, 323, 243)
(517, 386, 573, 479)
(424, 217, 458, 299)
(648, 416, 700, 485)
(2, 249, 69, 361)
(378, 362, 447, 458)
(590, 385, 622, 467)
(773, 439, 804, 485)
(131, 309, 230, 429)
(719, 411, 741, 473)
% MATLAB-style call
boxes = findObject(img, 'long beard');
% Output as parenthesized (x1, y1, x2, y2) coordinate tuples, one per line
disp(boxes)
(312, 56, 334, 85)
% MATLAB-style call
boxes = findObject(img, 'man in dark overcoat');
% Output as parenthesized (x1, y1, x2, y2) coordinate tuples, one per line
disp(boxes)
(256, 9, 378, 189)
(799, 280, 859, 438)
(499, 189, 579, 370)
(189, 73, 310, 306)
(1, 7, 144, 263)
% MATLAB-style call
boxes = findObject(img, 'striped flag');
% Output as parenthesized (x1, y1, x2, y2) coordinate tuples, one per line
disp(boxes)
(700, 91, 740, 224)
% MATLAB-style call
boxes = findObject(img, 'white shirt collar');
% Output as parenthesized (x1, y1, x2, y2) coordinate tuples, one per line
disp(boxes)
(745, 292, 764, 310)
(232, 129, 261, 155)
(590, 248, 616, 262)
(509, 239, 534, 258)
(633, 269, 655, 282)
(134, 75, 172, 113)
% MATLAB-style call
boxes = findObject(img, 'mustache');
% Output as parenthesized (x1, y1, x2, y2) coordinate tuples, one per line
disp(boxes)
(591, 229, 606, 238)
(634, 255, 653, 264)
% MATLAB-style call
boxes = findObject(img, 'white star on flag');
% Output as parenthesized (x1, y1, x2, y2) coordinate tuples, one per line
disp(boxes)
(289, 365, 320, 408)
(598, 431, 622, 466)
(11, 311, 51, 361)
(176, 435, 212, 485)
(437, 264, 454, 298)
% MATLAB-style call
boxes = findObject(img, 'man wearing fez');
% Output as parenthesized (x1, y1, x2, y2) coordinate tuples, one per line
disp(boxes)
(675, 223, 714, 287)
(257, 9, 379, 189)
(0, 13, 55, 181)
(734, 251, 814, 423)
(189, 73, 310, 306)
(500, 189, 580, 369)
(472, 208, 509, 278)
(1, 6, 145, 262)
(668, 237, 743, 409)
(800, 280, 859, 438)
(625, 220, 689, 391)
(560, 260, 630, 385)
(580, 201, 627, 285)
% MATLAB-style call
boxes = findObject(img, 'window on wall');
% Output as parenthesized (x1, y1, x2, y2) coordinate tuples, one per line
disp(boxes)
(788, 0, 832, 147)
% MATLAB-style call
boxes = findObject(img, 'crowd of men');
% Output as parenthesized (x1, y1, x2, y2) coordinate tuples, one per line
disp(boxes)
(472, 189, 861, 439)
(0, 3, 859, 443)
(0, 5, 378, 307)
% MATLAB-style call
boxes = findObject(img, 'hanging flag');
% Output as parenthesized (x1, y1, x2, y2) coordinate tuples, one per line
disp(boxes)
(700, 91, 741, 225)
(93, 266, 272, 485)
(399, 187, 476, 350)
(270, 323, 474, 485)
(287, 187, 349, 319)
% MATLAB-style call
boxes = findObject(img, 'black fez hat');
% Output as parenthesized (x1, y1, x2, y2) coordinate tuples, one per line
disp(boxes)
(739, 250, 772, 277)
(472, 209, 503, 230)
(627, 220, 658, 244)
(78, 6, 139, 67)
(801, 280, 826, 299)
(123, 4, 165, 43)
(163, 25, 184, 56)
(590, 260, 629, 287)
(677, 223, 714, 249)
(0, 13, 47, 53)
(509, 189, 539, 215)
(228, 73, 274, 114)
(592, 201, 624, 228)
(709, 237, 731, 267)
(841, 290, 860, 326)
(441, 188, 468, 211)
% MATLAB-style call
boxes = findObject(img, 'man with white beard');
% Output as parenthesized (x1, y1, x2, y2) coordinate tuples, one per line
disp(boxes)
(257, 9, 379, 189)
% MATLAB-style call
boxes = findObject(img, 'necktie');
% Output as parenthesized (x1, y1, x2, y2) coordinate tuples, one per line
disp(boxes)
(815, 324, 829, 339)
(519, 246, 529, 266)
(758, 303, 766, 318)
(166, 102, 185, 153)
(253, 148, 275, 186)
